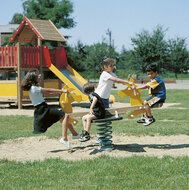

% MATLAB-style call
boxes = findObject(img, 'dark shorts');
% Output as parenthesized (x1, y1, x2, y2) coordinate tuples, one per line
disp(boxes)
(101, 98, 109, 108)
(33, 102, 65, 134)
(146, 96, 165, 108)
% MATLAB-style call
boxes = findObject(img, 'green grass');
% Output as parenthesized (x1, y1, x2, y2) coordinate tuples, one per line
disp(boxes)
(111, 89, 189, 105)
(0, 90, 189, 140)
(0, 89, 189, 139)
(0, 156, 189, 190)
(0, 89, 189, 189)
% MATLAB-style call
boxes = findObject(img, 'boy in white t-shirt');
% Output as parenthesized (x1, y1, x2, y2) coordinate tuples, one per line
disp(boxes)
(95, 57, 133, 108)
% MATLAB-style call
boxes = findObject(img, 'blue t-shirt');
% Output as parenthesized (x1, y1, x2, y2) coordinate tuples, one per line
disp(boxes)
(147, 76, 166, 100)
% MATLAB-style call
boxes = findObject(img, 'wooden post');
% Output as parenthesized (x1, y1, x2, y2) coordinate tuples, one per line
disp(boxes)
(17, 42, 22, 109)
(38, 38, 43, 86)
(57, 41, 61, 47)
(57, 41, 61, 88)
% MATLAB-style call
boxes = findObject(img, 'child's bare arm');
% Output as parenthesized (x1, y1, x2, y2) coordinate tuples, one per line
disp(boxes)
(89, 96, 98, 114)
(41, 88, 67, 95)
(135, 84, 148, 90)
(109, 76, 133, 85)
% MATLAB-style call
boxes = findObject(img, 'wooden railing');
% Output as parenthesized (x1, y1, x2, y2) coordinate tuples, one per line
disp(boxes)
(0, 46, 17, 67)
(0, 46, 65, 68)
(21, 46, 40, 67)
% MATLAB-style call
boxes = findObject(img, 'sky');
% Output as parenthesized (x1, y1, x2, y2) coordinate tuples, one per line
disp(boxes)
(0, 0, 189, 52)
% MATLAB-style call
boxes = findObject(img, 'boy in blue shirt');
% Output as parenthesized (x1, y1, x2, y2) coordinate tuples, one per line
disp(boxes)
(134, 64, 166, 126)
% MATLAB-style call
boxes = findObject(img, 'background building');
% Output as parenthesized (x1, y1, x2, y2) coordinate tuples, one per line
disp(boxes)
(0, 24, 19, 46)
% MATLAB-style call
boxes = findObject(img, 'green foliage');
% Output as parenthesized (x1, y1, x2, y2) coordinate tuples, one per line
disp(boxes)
(9, 13, 24, 24)
(1, 36, 14, 47)
(68, 41, 119, 79)
(64, 41, 87, 72)
(115, 69, 133, 79)
(166, 38, 189, 78)
(129, 25, 189, 75)
(118, 50, 133, 70)
(82, 42, 118, 79)
(22, 0, 75, 29)
(131, 25, 168, 73)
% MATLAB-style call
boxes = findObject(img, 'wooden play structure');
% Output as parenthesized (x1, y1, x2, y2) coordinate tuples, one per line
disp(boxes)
(0, 17, 88, 109)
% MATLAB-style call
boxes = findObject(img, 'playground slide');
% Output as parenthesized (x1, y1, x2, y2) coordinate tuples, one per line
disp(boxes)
(43, 46, 88, 101)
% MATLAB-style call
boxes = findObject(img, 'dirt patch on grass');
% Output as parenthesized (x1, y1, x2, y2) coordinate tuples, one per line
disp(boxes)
(0, 134, 188, 162)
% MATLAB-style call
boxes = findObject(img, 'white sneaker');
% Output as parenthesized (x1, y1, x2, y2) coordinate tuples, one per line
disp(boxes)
(59, 138, 72, 149)
(72, 134, 81, 139)
(143, 117, 155, 126)
(137, 114, 147, 123)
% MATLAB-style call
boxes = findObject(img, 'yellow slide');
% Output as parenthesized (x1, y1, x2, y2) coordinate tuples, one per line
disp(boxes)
(43, 46, 88, 101)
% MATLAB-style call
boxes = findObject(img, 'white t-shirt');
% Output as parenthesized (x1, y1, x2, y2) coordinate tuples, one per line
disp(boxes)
(29, 86, 45, 106)
(95, 71, 117, 99)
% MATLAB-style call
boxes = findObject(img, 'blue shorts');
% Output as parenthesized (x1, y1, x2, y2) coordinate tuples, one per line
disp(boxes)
(146, 96, 165, 108)
(101, 98, 109, 108)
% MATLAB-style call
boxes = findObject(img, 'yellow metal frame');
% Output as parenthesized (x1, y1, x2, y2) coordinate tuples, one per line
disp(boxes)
(49, 64, 88, 101)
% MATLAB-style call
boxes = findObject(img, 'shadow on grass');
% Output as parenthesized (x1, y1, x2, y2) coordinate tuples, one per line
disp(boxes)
(90, 143, 189, 155)
(114, 143, 189, 152)
(49, 144, 99, 154)
(47, 143, 189, 155)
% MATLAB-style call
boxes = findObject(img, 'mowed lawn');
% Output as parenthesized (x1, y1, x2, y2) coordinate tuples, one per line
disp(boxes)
(0, 89, 189, 190)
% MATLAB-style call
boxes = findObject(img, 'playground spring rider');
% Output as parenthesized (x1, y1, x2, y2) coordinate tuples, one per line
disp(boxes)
(92, 112, 122, 151)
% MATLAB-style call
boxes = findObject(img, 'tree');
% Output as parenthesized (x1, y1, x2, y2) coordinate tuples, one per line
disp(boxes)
(81, 42, 118, 79)
(64, 40, 119, 79)
(117, 49, 135, 78)
(131, 26, 168, 73)
(9, 13, 24, 24)
(119, 47, 134, 70)
(22, 0, 75, 29)
(166, 37, 189, 78)
(65, 41, 87, 72)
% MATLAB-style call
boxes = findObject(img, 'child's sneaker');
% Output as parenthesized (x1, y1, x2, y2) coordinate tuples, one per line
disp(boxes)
(59, 138, 72, 149)
(72, 133, 82, 139)
(137, 114, 146, 123)
(143, 116, 155, 126)
(79, 130, 90, 142)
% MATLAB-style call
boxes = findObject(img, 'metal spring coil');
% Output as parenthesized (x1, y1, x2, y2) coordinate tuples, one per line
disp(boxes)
(96, 121, 113, 150)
